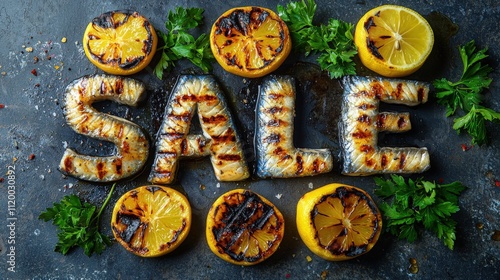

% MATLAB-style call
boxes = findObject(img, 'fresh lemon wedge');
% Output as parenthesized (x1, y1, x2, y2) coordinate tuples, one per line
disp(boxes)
(354, 5, 434, 77)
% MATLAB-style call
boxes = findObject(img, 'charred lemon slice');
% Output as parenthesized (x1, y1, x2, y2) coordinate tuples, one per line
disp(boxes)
(206, 189, 285, 265)
(296, 183, 382, 261)
(210, 6, 291, 78)
(111, 185, 191, 257)
(83, 10, 158, 75)
(354, 5, 434, 77)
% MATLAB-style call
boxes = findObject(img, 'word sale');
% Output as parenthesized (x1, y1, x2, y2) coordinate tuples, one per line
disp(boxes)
(58, 74, 430, 183)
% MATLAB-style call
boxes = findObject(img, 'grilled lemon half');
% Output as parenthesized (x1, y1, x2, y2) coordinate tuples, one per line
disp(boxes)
(354, 5, 434, 77)
(83, 10, 158, 75)
(111, 185, 191, 257)
(297, 183, 382, 261)
(210, 6, 291, 78)
(206, 189, 285, 265)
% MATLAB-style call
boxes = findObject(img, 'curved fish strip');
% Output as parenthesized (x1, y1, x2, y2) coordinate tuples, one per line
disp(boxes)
(149, 75, 249, 184)
(255, 75, 333, 178)
(339, 76, 430, 176)
(59, 74, 149, 182)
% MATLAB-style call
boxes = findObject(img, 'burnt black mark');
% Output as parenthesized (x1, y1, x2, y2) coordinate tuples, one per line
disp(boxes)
(116, 213, 141, 243)
(211, 191, 280, 263)
(364, 16, 376, 31)
(63, 156, 74, 173)
(357, 114, 371, 124)
(96, 162, 106, 179)
(352, 130, 372, 139)
(273, 147, 292, 161)
(397, 116, 407, 129)
(399, 153, 406, 169)
(366, 38, 384, 60)
(296, 155, 304, 175)
(371, 82, 385, 99)
(376, 113, 387, 129)
(360, 145, 374, 153)
(114, 158, 123, 175)
(358, 103, 376, 110)
(217, 154, 242, 161)
(417, 87, 425, 103)
(381, 155, 387, 168)
(146, 185, 163, 194)
(202, 115, 228, 124)
(217, 7, 268, 37)
(394, 83, 403, 99)
(263, 133, 281, 143)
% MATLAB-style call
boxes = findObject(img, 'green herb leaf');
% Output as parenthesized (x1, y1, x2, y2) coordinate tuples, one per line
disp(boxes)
(277, 0, 357, 78)
(433, 40, 496, 145)
(39, 183, 116, 256)
(154, 7, 214, 80)
(374, 175, 466, 250)
(452, 105, 500, 146)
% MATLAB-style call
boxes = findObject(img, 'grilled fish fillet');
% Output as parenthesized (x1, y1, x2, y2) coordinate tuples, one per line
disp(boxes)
(339, 76, 430, 176)
(149, 75, 249, 184)
(255, 75, 333, 178)
(59, 74, 149, 182)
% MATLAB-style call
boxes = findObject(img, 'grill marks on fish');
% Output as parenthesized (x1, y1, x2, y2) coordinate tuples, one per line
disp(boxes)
(255, 76, 333, 178)
(59, 74, 149, 182)
(339, 76, 430, 176)
(149, 75, 249, 184)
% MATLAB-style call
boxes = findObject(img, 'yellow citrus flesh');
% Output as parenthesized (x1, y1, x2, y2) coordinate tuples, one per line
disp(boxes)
(111, 185, 191, 257)
(206, 189, 285, 265)
(296, 183, 382, 261)
(210, 6, 291, 78)
(83, 10, 158, 75)
(354, 5, 434, 77)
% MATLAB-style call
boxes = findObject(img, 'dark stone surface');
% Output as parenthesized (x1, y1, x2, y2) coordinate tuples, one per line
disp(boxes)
(0, 0, 498, 279)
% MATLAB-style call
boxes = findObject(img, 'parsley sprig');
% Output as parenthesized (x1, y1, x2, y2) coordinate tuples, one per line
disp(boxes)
(374, 175, 466, 250)
(433, 40, 499, 145)
(153, 7, 214, 80)
(39, 183, 117, 256)
(277, 0, 357, 78)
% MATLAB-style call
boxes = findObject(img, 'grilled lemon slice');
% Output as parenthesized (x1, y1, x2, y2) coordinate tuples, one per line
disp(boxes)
(297, 183, 382, 261)
(83, 10, 158, 75)
(206, 189, 285, 265)
(354, 5, 434, 77)
(111, 185, 191, 257)
(210, 6, 291, 78)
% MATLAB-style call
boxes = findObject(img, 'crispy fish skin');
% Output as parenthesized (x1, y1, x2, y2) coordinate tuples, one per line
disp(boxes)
(149, 75, 249, 184)
(339, 76, 430, 176)
(59, 74, 149, 182)
(255, 75, 333, 178)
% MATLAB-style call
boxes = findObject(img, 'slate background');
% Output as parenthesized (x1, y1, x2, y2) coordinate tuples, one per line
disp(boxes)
(0, 0, 499, 279)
